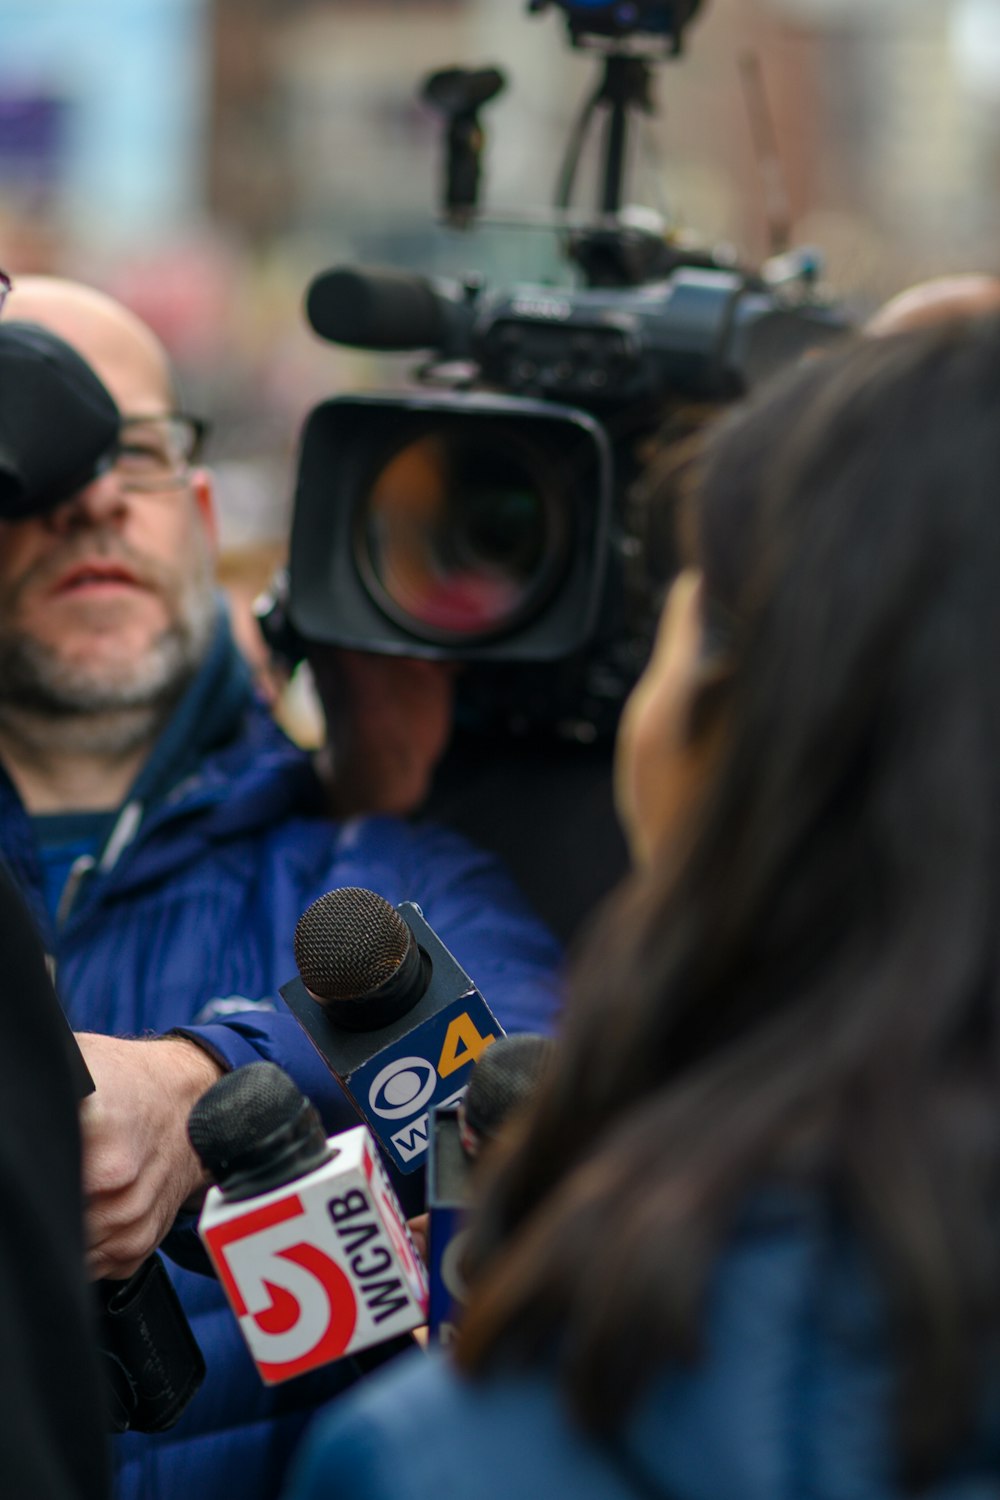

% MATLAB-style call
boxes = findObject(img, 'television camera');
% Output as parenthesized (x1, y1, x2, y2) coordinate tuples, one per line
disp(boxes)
(279, 0, 851, 742)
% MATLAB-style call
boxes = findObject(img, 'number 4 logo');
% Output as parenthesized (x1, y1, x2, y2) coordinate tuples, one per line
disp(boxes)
(436, 1012, 496, 1078)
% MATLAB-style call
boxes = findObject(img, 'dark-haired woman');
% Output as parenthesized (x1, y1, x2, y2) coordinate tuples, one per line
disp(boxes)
(285, 319, 1000, 1498)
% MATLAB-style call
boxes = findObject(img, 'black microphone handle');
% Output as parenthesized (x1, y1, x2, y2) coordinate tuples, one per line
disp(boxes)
(305, 266, 467, 352)
(96, 1254, 206, 1433)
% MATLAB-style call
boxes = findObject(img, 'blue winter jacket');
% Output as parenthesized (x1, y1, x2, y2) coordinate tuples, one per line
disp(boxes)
(0, 615, 563, 1500)
(285, 1191, 1000, 1500)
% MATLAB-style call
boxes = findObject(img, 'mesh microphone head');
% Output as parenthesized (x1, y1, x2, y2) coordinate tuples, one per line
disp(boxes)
(294, 887, 412, 1000)
(187, 1061, 330, 1200)
(461, 1033, 553, 1154)
(293, 887, 425, 1029)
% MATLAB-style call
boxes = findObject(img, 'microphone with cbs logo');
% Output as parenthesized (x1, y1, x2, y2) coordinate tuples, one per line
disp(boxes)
(279, 887, 505, 1175)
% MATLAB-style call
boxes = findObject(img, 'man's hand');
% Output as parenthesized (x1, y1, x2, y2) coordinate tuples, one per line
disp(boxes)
(76, 1032, 224, 1281)
(308, 646, 458, 818)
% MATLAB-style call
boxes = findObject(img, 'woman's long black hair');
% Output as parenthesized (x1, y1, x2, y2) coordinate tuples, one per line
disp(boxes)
(455, 319, 1000, 1485)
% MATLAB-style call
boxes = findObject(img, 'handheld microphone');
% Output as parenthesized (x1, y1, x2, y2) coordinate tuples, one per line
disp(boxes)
(280, 887, 505, 1175)
(427, 1033, 552, 1343)
(189, 1062, 428, 1386)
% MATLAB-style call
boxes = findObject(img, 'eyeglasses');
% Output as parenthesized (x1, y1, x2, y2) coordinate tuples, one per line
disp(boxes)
(0, 269, 11, 317)
(109, 413, 209, 492)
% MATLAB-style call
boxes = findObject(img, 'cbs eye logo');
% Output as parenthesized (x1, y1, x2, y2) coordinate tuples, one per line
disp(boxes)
(368, 1056, 438, 1120)
(366, 1013, 498, 1121)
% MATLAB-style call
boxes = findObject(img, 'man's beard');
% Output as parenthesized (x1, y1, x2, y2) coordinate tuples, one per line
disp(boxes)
(0, 542, 217, 758)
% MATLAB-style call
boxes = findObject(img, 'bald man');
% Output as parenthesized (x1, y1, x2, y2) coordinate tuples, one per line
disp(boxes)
(0, 277, 562, 1500)
(866, 272, 1000, 336)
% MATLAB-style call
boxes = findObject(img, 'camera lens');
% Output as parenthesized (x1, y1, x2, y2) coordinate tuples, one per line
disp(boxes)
(355, 421, 568, 644)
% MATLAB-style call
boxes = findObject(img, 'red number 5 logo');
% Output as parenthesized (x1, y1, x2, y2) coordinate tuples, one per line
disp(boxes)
(204, 1194, 358, 1382)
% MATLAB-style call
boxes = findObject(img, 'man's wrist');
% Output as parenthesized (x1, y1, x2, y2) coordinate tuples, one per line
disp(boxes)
(151, 1036, 225, 1208)
(153, 1034, 226, 1098)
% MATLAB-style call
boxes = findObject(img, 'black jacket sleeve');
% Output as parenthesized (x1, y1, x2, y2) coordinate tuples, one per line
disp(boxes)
(0, 862, 110, 1498)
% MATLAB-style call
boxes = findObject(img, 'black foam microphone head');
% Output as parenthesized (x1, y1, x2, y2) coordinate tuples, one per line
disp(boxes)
(293, 887, 426, 1029)
(0, 321, 120, 515)
(460, 1033, 554, 1155)
(187, 1061, 330, 1201)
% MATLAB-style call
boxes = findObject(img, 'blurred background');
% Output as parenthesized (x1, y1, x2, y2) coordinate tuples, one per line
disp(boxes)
(1, 0, 998, 554)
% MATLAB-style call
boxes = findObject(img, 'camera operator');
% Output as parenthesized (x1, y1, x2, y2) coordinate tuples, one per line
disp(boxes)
(0, 273, 562, 1500)
(300, 400, 720, 948)
(304, 629, 632, 949)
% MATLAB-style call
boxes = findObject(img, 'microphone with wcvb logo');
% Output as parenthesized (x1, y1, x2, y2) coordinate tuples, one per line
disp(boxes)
(280, 887, 505, 1179)
(189, 1061, 427, 1385)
